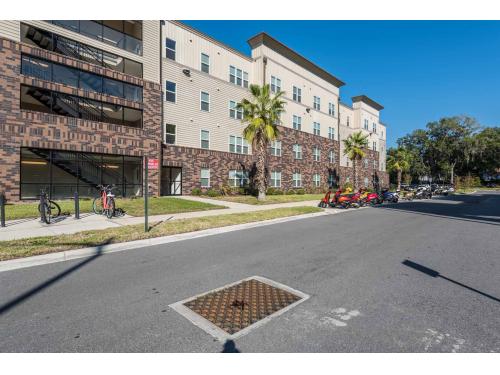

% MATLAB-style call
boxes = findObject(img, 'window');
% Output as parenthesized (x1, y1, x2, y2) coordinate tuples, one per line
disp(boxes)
(200, 91, 210, 111)
(21, 85, 143, 128)
(313, 147, 320, 162)
(329, 150, 335, 163)
(328, 173, 336, 187)
(313, 96, 320, 111)
(373, 141, 377, 151)
(165, 124, 176, 144)
(381, 130, 384, 138)
(270, 76, 281, 93)
(313, 174, 321, 187)
(373, 160, 378, 169)
(292, 172, 302, 188)
(363, 158, 368, 168)
(165, 38, 176, 60)
(165, 81, 176, 102)
(347, 116, 350, 127)
(364, 177, 369, 188)
(293, 144, 302, 160)
(229, 136, 249, 154)
(270, 140, 282, 157)
(293, 86, 302, 102)
(200, 168, 210, 188)
(229, 65, 248, 87)
(364, 119, 369, 130)
(21, 54, 142, 101)
(313, 122, 321, 136)
(200, 130, 210, 149)
(270, 171, 281, 187)
(292, 115, 302, 131)
(201, 53, 210, 73)
(229, 100, 243, 119)
(346, 176, 350, 183)
(328, 126, 335, 140)
(372, 122, 377, 133)
(329, 102, 335, 116)
(229, 170, 249, 187)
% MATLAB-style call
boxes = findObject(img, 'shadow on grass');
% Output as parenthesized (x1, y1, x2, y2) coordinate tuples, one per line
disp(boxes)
(0, 238, 114, 316)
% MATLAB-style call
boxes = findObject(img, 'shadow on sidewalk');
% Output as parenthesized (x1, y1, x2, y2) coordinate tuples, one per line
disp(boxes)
(0, 238, 114, 316)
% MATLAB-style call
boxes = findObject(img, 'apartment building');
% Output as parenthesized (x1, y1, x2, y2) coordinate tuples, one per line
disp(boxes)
(0, 20, 388, 202)
(161, 21, 388, 195)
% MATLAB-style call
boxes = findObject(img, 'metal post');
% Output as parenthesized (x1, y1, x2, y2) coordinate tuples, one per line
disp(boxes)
(74, 190, 80, 220)
(144, 157, 149, 232)
(0, 193, 6, 228)
(40, 192, 46, 223)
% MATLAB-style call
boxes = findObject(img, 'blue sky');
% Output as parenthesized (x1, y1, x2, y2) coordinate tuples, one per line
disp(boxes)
(183, 21, 500, 147)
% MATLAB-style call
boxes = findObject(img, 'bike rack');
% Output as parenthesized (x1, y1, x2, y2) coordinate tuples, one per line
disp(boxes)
(0, 193, 5, 228)
(74, 191, 80, 220)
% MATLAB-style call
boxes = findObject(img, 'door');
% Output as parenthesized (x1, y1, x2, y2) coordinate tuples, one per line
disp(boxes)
(161, 167, 182, 196)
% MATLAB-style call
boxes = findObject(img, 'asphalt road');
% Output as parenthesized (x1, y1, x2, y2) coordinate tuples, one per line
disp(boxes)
(1, 192, 499, 352)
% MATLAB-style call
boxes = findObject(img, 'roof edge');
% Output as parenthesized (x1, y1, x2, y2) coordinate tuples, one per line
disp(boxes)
(352, 95, 384, 111)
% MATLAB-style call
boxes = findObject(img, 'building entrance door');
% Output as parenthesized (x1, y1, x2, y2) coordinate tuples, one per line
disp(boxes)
(161, 167, 182, 195)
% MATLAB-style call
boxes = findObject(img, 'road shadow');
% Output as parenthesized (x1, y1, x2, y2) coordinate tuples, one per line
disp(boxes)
(221, 339, 241, 353)
(402, 259, 500, 303)
(374, 192, 500, 226)
(0, 238, 114, 316)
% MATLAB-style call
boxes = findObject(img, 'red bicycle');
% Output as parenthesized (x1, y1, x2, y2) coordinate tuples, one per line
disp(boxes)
(93, 184, 116, 219)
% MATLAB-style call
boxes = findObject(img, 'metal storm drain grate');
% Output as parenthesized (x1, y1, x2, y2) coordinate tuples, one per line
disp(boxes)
(169, 276, 309, 341)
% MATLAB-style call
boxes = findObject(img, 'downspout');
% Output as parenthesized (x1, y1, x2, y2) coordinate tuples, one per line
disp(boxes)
(262, 56, 267, 86)
(159, 20, 164, 195)
(337, 95, 341, 187)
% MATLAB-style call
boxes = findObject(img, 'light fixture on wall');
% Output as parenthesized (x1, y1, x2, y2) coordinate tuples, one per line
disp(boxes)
(306, 108, 311, 113)
(182, 69, 191, 77)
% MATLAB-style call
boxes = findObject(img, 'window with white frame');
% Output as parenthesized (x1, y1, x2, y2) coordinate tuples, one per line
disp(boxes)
(200, 168, 210, 187)
(313, 173, 321, 187)
(293, 144, 302, 159)
(364, 119, 369, 130)
(229, 135, 249, 154)
(373, 141, 377, 151)
(329, 150, 335, 163)
(381, 130, 384, 138)
(363, 158, 368, 168)
(228, 170, 249, 187)
(229, 65, 248, 88)
(364, 177, 369, 187)
(200, 91, 210, 111)
(201, 53, 210, 73)
(313, 122, 321, 136)
(373, 160, 377, 169)
(165, 124, 175, 144)
(200, 130, 210, 149)
(313, 146, 320, 162)
(165, 81, 176, 102)
(293, 86, 302, 102)
(292, 172, 302, 188)
(372, 122, 377, 133)
(328, 126, 335, 140)
(328, 102, 335, 116)
(313, 96, 321, 111)
(270, 171, 281, 187)
(292, 115, 302, 131)
(270, 75, 281, 93)
(229, 100, 243, 120)
(328, 173, 336, 187)
(165, 38, 176, 60)
(270, 140, 282, 156)
(346, 176, 350, 183)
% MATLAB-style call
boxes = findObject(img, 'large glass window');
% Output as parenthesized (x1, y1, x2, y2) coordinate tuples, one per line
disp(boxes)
(20, 148, 143, 200)
(228, 170, 249, 187)
(229, 65, 248, 87)
(21, 85, 143, 128)
(21, 54, 142, 102)
(229, 136, 249, 154)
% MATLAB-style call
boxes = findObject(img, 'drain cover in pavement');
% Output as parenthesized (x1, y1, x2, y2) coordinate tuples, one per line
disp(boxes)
(169, 276, 309, 341)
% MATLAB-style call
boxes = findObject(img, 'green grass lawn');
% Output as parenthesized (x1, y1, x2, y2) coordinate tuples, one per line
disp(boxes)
(0, 206, 322, 261)
(4, 196, 225, 221)
(208, 193, 325, 205)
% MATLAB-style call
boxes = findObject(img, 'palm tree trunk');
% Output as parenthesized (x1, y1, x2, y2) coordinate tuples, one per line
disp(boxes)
(450, 162, 455, 186)
(353, 158, 358, 191)
(257, 136, 267, 201)
(397, 169, 402, 191)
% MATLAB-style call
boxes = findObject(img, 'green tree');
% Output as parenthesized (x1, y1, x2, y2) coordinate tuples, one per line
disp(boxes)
(397, 129, 431, 183)
(343, 131, 369, 191)
(473, 127, 500, 178)
(237, 84, 286, 201)
(387, 147, 411, 190)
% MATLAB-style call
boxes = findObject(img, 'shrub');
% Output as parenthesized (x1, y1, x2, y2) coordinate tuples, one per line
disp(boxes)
(191, 188, 202, 196)
(343, 181, 353, 190)
(296, 188, 305, 195)
(266, 187, 284, 195)
(286, 189, 296, 195)
(206, 189, 220, 197)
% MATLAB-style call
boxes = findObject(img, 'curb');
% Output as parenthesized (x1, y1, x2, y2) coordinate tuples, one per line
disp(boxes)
(0, 209, 342, 273)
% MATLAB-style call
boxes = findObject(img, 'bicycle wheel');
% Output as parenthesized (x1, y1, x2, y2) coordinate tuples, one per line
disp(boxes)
(106, 198, 115, 219)
(43, 203, 51, 224)
(48, 200, 61, 217)
(93, 197, 104, 215)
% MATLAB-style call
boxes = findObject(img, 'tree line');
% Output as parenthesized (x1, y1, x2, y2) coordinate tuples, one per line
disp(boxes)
(387, 116, 500, 189)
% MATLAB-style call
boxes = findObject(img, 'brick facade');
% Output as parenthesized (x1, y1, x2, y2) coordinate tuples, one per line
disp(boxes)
(0, 38, 162, 201)
(163, 125, 389, 194)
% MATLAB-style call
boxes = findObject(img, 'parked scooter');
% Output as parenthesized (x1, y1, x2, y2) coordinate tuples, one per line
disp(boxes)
(381, 189, 399, 203)
(359, 189, 382, 206)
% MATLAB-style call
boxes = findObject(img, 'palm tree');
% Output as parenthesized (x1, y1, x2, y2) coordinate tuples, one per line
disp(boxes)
(237, 84, 286, 201)
(387, 147, 411, 190)
(343, 131, 369, 191)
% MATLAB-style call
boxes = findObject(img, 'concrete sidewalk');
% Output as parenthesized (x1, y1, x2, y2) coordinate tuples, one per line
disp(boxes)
(0, 196, 321, 241)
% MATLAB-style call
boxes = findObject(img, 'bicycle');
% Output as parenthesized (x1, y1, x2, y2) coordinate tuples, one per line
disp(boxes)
(93, 184, 116, 219)
(38, 188, 61, 224)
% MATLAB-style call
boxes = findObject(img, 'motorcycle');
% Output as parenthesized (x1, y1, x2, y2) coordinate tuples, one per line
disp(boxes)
(381, 189, 399, 203)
